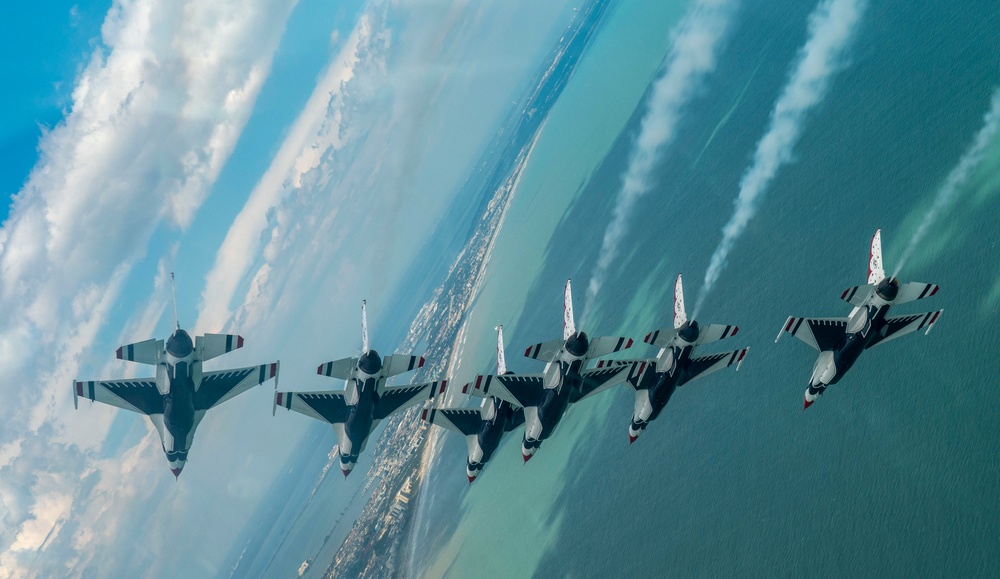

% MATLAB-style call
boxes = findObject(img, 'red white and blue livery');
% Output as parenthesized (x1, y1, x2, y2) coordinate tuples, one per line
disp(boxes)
(422, 325, 525, 483)
(73, 274, 279, 478)
(274, 301, 446, 477)
(776, 229, 943, 409)
(466, 279, 633, 462)
(603, 274, 748, 443)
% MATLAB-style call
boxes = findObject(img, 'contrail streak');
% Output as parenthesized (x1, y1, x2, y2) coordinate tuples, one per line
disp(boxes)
(582, 0, 738, 322)
(894, 88, 1000, 275)
(694, 0, 867, 317)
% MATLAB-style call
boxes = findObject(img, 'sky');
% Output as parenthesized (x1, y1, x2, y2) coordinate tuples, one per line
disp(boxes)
(0, 0, 578, 576)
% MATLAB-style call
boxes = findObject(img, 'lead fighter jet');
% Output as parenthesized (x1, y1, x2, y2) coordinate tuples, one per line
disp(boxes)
(600, 274, 748, 443)
(422, 325, 525, 483)
(274, 301, 446, 477)
(776, 229, 943, 409)
(467, 279, 633, 462)
(73, 274, 279, 478)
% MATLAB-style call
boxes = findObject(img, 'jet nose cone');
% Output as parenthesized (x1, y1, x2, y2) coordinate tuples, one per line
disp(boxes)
(171, 467, 183, 478)
(342, 468, 351, 478)
(803, 397, 814, 410)
(628, 433, 638, 444)
(468, 474, 477, 484)
(522, 452, 533, 464)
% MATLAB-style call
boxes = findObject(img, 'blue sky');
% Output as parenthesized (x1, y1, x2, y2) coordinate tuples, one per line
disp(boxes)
(0, 0, 577, 575)
(0, 0, 107, 216)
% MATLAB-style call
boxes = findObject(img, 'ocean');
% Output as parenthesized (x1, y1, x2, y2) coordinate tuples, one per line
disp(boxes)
(408, 0, 1000, 577)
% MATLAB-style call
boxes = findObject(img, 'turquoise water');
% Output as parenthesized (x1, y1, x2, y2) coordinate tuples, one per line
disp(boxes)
(411, 1, 1000, 577)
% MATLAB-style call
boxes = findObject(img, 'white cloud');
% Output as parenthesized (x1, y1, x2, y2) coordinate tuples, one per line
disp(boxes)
(695, 0, 867, 315)
(0, 0, 298, 574)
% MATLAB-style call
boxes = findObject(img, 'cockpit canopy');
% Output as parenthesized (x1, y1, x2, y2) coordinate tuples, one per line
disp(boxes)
(166, 329, 194, 359)
(359, 349, 382, 375)
(565, 331, 589, 357)
(678, 320, 700, 343)
(875, 276, 899, 301)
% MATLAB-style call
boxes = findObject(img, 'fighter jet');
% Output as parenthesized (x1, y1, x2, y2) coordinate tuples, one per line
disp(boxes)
(597, 274, 748, 443)
(467, 279, 633, 462)
(273, 301, 446, 477)
(73, 274, 279, 478)
(776, 229, 943, 409)
(422, 325, 525, 483)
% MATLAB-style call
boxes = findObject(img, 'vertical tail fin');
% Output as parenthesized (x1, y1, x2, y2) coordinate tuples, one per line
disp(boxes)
(496, 325, 507, 375)
(361, 300, 369, 354)
(170, 272, 179, 330)
(563, 279, 575, 340)
(674, 274, 688, 329)
(868, 229, 886, 284)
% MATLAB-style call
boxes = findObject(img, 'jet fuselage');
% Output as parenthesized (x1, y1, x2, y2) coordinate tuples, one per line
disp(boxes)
(807, 278, 898, 398)
(469, 397, 520, 474)
(522, 333, 590, 455)
(629, 321, 701, 439)
(335, 350, 384, 475)
(155, 329, 204, 477)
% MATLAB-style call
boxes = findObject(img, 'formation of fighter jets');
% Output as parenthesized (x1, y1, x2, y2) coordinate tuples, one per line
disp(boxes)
(72, 229, 941, 481)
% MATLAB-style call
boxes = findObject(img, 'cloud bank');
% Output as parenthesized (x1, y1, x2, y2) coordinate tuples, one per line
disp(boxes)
(582, 0, 738, 320)
(694, 0, 867, 316)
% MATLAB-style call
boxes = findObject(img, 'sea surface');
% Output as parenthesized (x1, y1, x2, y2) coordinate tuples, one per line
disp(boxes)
(408, 0, 1000, 577)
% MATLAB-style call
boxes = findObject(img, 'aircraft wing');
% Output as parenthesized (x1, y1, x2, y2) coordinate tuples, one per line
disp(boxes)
(274, 390, 350, 424)
(74, 379, 163, 415)
(775, 317, 848, 351)
(523, 339, 564, 363)
(468, 374, 545, 408)
(587, 336, 634, 359)
(679, 348, 749, 386)
(374, 380, 446, 420)
(572, 365, 631, 403)
(421, 407, 482, 436)
(383, 354, 425, 377)
(840, 284, 874, 306)
(867, 310, 942, 349)
(195, 362, 279, 411)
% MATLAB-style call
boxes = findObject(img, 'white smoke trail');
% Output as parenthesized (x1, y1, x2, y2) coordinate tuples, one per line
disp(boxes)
(694, 0, 867, 316)
(894, 88, 1000, 275)
(581, 0, 738, 322)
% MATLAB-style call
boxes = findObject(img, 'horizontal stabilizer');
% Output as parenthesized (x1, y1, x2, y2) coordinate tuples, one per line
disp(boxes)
(867, 310, 942, 349)
(776, 316, 848, 351)
(116, 339, 163, 365)
(196, 333, 244, 362)
(643, 327, 675, 349)
(317, 357, 358, 379)
(693, 324, 739, 346)
(524, 339, 564, 363)
(587, 335, 634, 359)
(840, 284, 873, 306)
(893, 282, 939, 305)
(383, 354, 425, 377)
